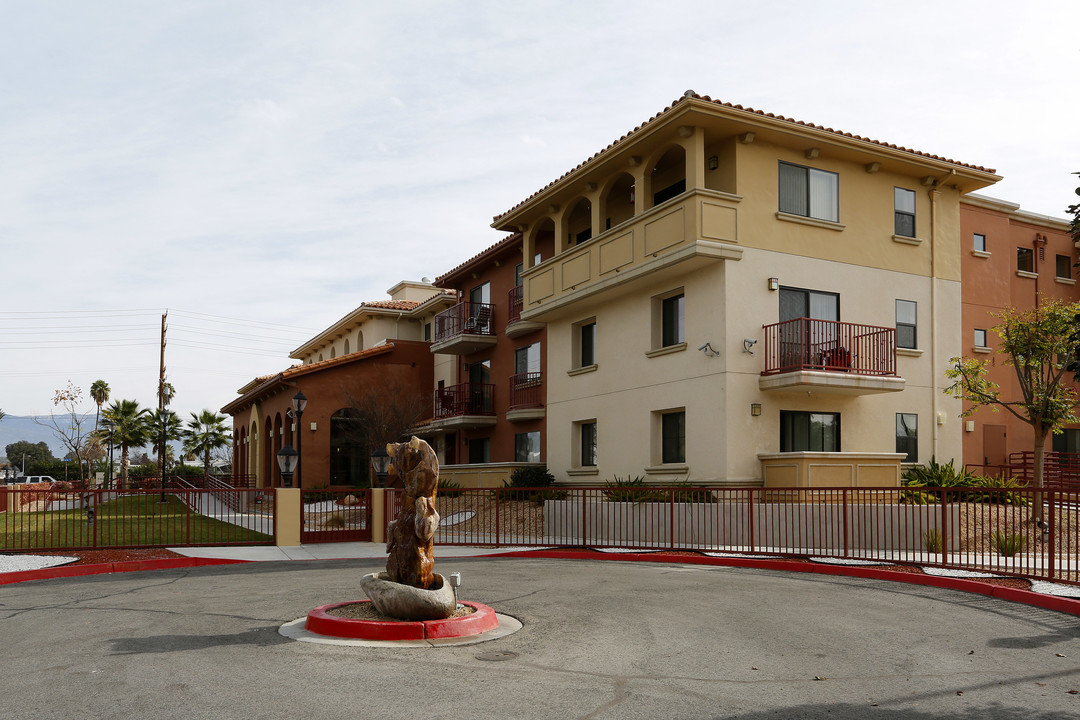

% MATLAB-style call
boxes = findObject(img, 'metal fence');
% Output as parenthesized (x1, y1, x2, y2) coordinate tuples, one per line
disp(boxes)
(398, 485, 1080, 586)
(0, 486, 275, 551)
(300, 488, 372, 543)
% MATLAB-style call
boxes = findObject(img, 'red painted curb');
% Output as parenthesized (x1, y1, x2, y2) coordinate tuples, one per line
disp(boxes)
(305, 601, 498, 641)
(0, 557, 249, 585)
(488, 549, 1080, 617)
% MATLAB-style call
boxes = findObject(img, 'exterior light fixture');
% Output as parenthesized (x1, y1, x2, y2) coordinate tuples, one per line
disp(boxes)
(370, 446, 391, 488)
(708, 156, 718, 170)
(768, 278, 779, 291)
(751, 403, 762, 417)
(277, 445, 298, 488)
(291, 390, 308, 488)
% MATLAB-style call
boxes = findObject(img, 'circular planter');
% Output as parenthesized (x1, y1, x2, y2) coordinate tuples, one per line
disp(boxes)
(305, 600, 499, 641)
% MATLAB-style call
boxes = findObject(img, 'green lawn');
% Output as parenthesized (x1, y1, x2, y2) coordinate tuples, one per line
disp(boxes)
(0, 493, 272, 550)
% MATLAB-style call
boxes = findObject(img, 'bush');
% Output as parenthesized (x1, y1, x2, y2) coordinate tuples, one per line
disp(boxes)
(603, 476, 665, 503)
(921, 528, 942, 553)
(508, 466, 556, 488)
(990, 530, 1026, 557)
(901, 457, 1030, 505)
(902, 456, 979, 488)
(438, 478, 466, 498)
(303, 485, 334, 504)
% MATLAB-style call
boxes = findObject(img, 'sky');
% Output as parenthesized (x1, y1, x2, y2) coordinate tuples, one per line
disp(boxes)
(1, 0, 1078, 422)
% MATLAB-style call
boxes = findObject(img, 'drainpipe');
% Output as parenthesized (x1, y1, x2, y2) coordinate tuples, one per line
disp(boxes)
(927, 170, 957, 460)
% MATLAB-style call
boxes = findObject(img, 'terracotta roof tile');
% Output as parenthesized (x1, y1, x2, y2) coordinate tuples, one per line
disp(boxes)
(436, 232, 522, 285)
(361, 300, 421, 311)
(493, 91, 997, 223)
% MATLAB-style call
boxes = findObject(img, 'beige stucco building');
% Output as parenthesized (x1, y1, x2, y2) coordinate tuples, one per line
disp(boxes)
(491, 91, 1001, 487)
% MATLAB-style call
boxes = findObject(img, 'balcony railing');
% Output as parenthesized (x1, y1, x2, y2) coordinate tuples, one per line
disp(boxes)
(762, 318, 896, 376)
(507, 286, 524, 326)
(509, 372, 543, 410)
(435, 382, 495, 419)
(433, 301, 495, 344)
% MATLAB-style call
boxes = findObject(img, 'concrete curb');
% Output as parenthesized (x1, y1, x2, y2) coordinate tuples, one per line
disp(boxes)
(0, 557, 249, 585)
(490, 549, 1080, 617)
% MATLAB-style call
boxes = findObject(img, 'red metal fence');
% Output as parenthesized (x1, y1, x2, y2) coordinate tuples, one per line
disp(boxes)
(434, 301, 495, 343)
(435, 382, 495, 419)
(390, 485, 1080, 586)
(0, 486, 275, 551)
(1007, 452, 1080, 490)
(507, 286, 523, 326)
(509, 372, 543, 410)
(762, 318, 896, 376)
(300, 488, 372, 543)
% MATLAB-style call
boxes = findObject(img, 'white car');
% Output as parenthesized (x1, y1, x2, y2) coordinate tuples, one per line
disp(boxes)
(6, 475, 58, 485)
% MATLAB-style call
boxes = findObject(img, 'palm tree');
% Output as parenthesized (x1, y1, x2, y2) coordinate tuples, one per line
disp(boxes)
(148, 409, 183, 473)
(0, 409, 5, 422)
(101, 400, 150, 489)
(183, 410, 231, 479)
(90, 380, 110, 432)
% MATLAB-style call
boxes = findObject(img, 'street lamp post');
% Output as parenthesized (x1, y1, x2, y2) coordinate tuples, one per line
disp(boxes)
(291, 391, 308, 489)
(276, 445, 298, 488)
(370, 446, 390, 488)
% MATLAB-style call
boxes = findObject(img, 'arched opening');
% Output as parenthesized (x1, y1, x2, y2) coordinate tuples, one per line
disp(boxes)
(530, 217, 555, 266)
(650, 146, 686, 208)
(249, 421, 258, 486)
(273, 413, 283, 487)
(566, 197, 592, 247)
(602, 173, 635, 229)
(330, 346, 337, 359)
(356, 331, 364, 352)
(330, 408, 368, 487)
(343, 338, 350, 355)
(319, 353, 324, 362)
(263, 417, 273, 488)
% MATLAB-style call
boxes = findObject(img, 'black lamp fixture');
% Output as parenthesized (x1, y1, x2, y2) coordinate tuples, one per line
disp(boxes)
(291, 390, 308, 488)
(277, 445, 298, 488)
(370, 446, 390, 488)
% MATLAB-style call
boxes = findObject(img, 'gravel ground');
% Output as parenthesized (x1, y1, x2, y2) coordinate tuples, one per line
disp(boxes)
(0, 548, 184, 572)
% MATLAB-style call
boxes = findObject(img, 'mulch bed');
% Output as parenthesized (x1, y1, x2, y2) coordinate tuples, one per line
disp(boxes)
(27, 549, 186, 566)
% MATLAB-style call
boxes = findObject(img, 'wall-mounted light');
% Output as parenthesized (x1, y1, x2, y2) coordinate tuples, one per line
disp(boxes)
(965, 420, 975, 433)
(708, 155, 718, 170)
(750, 403, 762, 417)
(768, 277, 779, 291)
(629, 186, 635, 204)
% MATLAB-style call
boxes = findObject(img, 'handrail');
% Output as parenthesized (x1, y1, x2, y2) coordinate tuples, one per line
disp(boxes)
(762, 317, 897, 376)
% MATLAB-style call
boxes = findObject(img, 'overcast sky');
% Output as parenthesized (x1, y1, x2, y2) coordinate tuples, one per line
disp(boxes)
(1, 0, 1078, 421)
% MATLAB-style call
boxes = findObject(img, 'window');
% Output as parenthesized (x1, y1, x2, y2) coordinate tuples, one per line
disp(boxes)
(1053, 429, 1080, 454)
(1057, 255, 1072, 279)
(895, 300, 917, 349)
(661, 411, 686, 464)
(469, 282, 490, 305)
(514, 343, 541, 375)
(973, 233, 986, 252)
(894, 188, 915, 237)
(780, 411, 840, 452)
(974, 328, 988, 348)
(896, 413, 918, 463)
(468, 438, 490, 464)
(424, 322, 432, 342)
(577, 321, 597, 367)
(778, 162, 839, 223)
(579, 422, 597, 467)
(661, 293, 685, 347)
(514, 432, 540, 463)
(1017, 247, 1034, 273)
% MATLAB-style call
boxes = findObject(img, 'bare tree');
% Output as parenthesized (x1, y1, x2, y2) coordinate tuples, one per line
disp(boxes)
(33, 381, 95, 483)
(338, 376, 431, 484)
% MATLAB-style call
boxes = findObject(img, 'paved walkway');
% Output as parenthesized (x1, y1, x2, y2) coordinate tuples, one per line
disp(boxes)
(4, 554, 1080, 719)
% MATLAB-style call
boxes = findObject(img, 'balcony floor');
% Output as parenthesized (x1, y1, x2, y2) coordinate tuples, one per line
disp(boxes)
(758, 370, 905, 396)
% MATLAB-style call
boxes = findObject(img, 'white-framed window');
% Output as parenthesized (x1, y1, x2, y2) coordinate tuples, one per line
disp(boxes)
(895, 300, 917, 349)
(974, 328, 988, 348)
(779, 161, 839, 223)
(894, 188, 916, 237)
(514, 431, 541, 463)
(973, 233, 987, 252)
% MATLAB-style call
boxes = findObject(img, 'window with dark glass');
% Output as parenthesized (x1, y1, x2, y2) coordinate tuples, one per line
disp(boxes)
(974, 328, 988, 348)
(468, 438, 490, 464)
(778, 162, 839, 222)
(780, 411, 840, 452)
(661, 411, 686, 464)
(1052, 429, 1080, 454)
(653, 179, 685, 206)
(1017, 247, 1034, 273)
(896, 300, 917, 349)
(894, 188, 916, 237)
(514, 431, 540, 463)
(1057, 254, 1072, 279)
(973, 233, 986, 252)
(896, 413, 917, 463)
(661, 294, 685, 347)
(514, 343, 541, 375)
(424, 322, 431, 342)
(580, 322, 596, 366)
(580, 422, 597, 467)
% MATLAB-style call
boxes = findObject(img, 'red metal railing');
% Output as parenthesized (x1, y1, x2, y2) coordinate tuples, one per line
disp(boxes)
(300, 487, 372, 543)
(383, 485, 1080, 586)
(434, 382, 495, 419)
(0, 487, 275, 551)
(761, 318, 896, 376)
(434, 301, 495, 343)
(507, 286, 523, 325)
(1006, 452, 1080, 490)
(509, 372, 543, 410)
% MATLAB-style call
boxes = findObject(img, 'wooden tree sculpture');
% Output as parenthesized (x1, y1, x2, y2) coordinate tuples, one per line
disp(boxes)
(384, 436, 440, 590)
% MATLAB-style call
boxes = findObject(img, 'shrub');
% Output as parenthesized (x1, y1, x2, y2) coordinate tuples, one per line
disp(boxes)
(901, 458, 1029, 506)
(492, 480, 567, 506)
(508, 466, 556, 488)
(990, 530, 1026, 557)
(603, 476, 665, 503)
(921, 528, 942, 553)
(438, 478, 466, 498)
(303, 485, 334, 504)
(902, 456, 979, 488)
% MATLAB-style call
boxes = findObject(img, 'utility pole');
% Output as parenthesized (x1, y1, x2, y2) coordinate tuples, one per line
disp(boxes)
(158, 311, 168, 502)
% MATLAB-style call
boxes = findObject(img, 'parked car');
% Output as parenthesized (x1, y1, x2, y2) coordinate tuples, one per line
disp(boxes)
(6, 475, 58, 485)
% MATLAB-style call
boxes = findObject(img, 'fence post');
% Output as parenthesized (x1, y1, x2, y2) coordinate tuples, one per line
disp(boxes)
(749, 488, 756, 553)
(495, 488, 501, 548)
(670, 487, 676, 551)
(940, 488, 949, 567)
(370, 488, 386, 544)
(274, 487, 302, 546)
(1048, 488, 1057, 582)
(842, 488, 849, 558)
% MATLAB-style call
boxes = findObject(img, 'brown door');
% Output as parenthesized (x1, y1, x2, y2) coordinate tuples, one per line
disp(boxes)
(983, 424, 1007, 467)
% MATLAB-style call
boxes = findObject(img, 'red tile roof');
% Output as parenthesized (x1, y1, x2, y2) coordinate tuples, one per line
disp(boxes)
(435, 232, 522, 285)
(361, 300, 421, 311)
(493, 91, 997, 224)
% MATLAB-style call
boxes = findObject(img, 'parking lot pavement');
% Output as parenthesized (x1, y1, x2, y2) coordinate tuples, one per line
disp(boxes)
(3, 556, 1080, 720)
